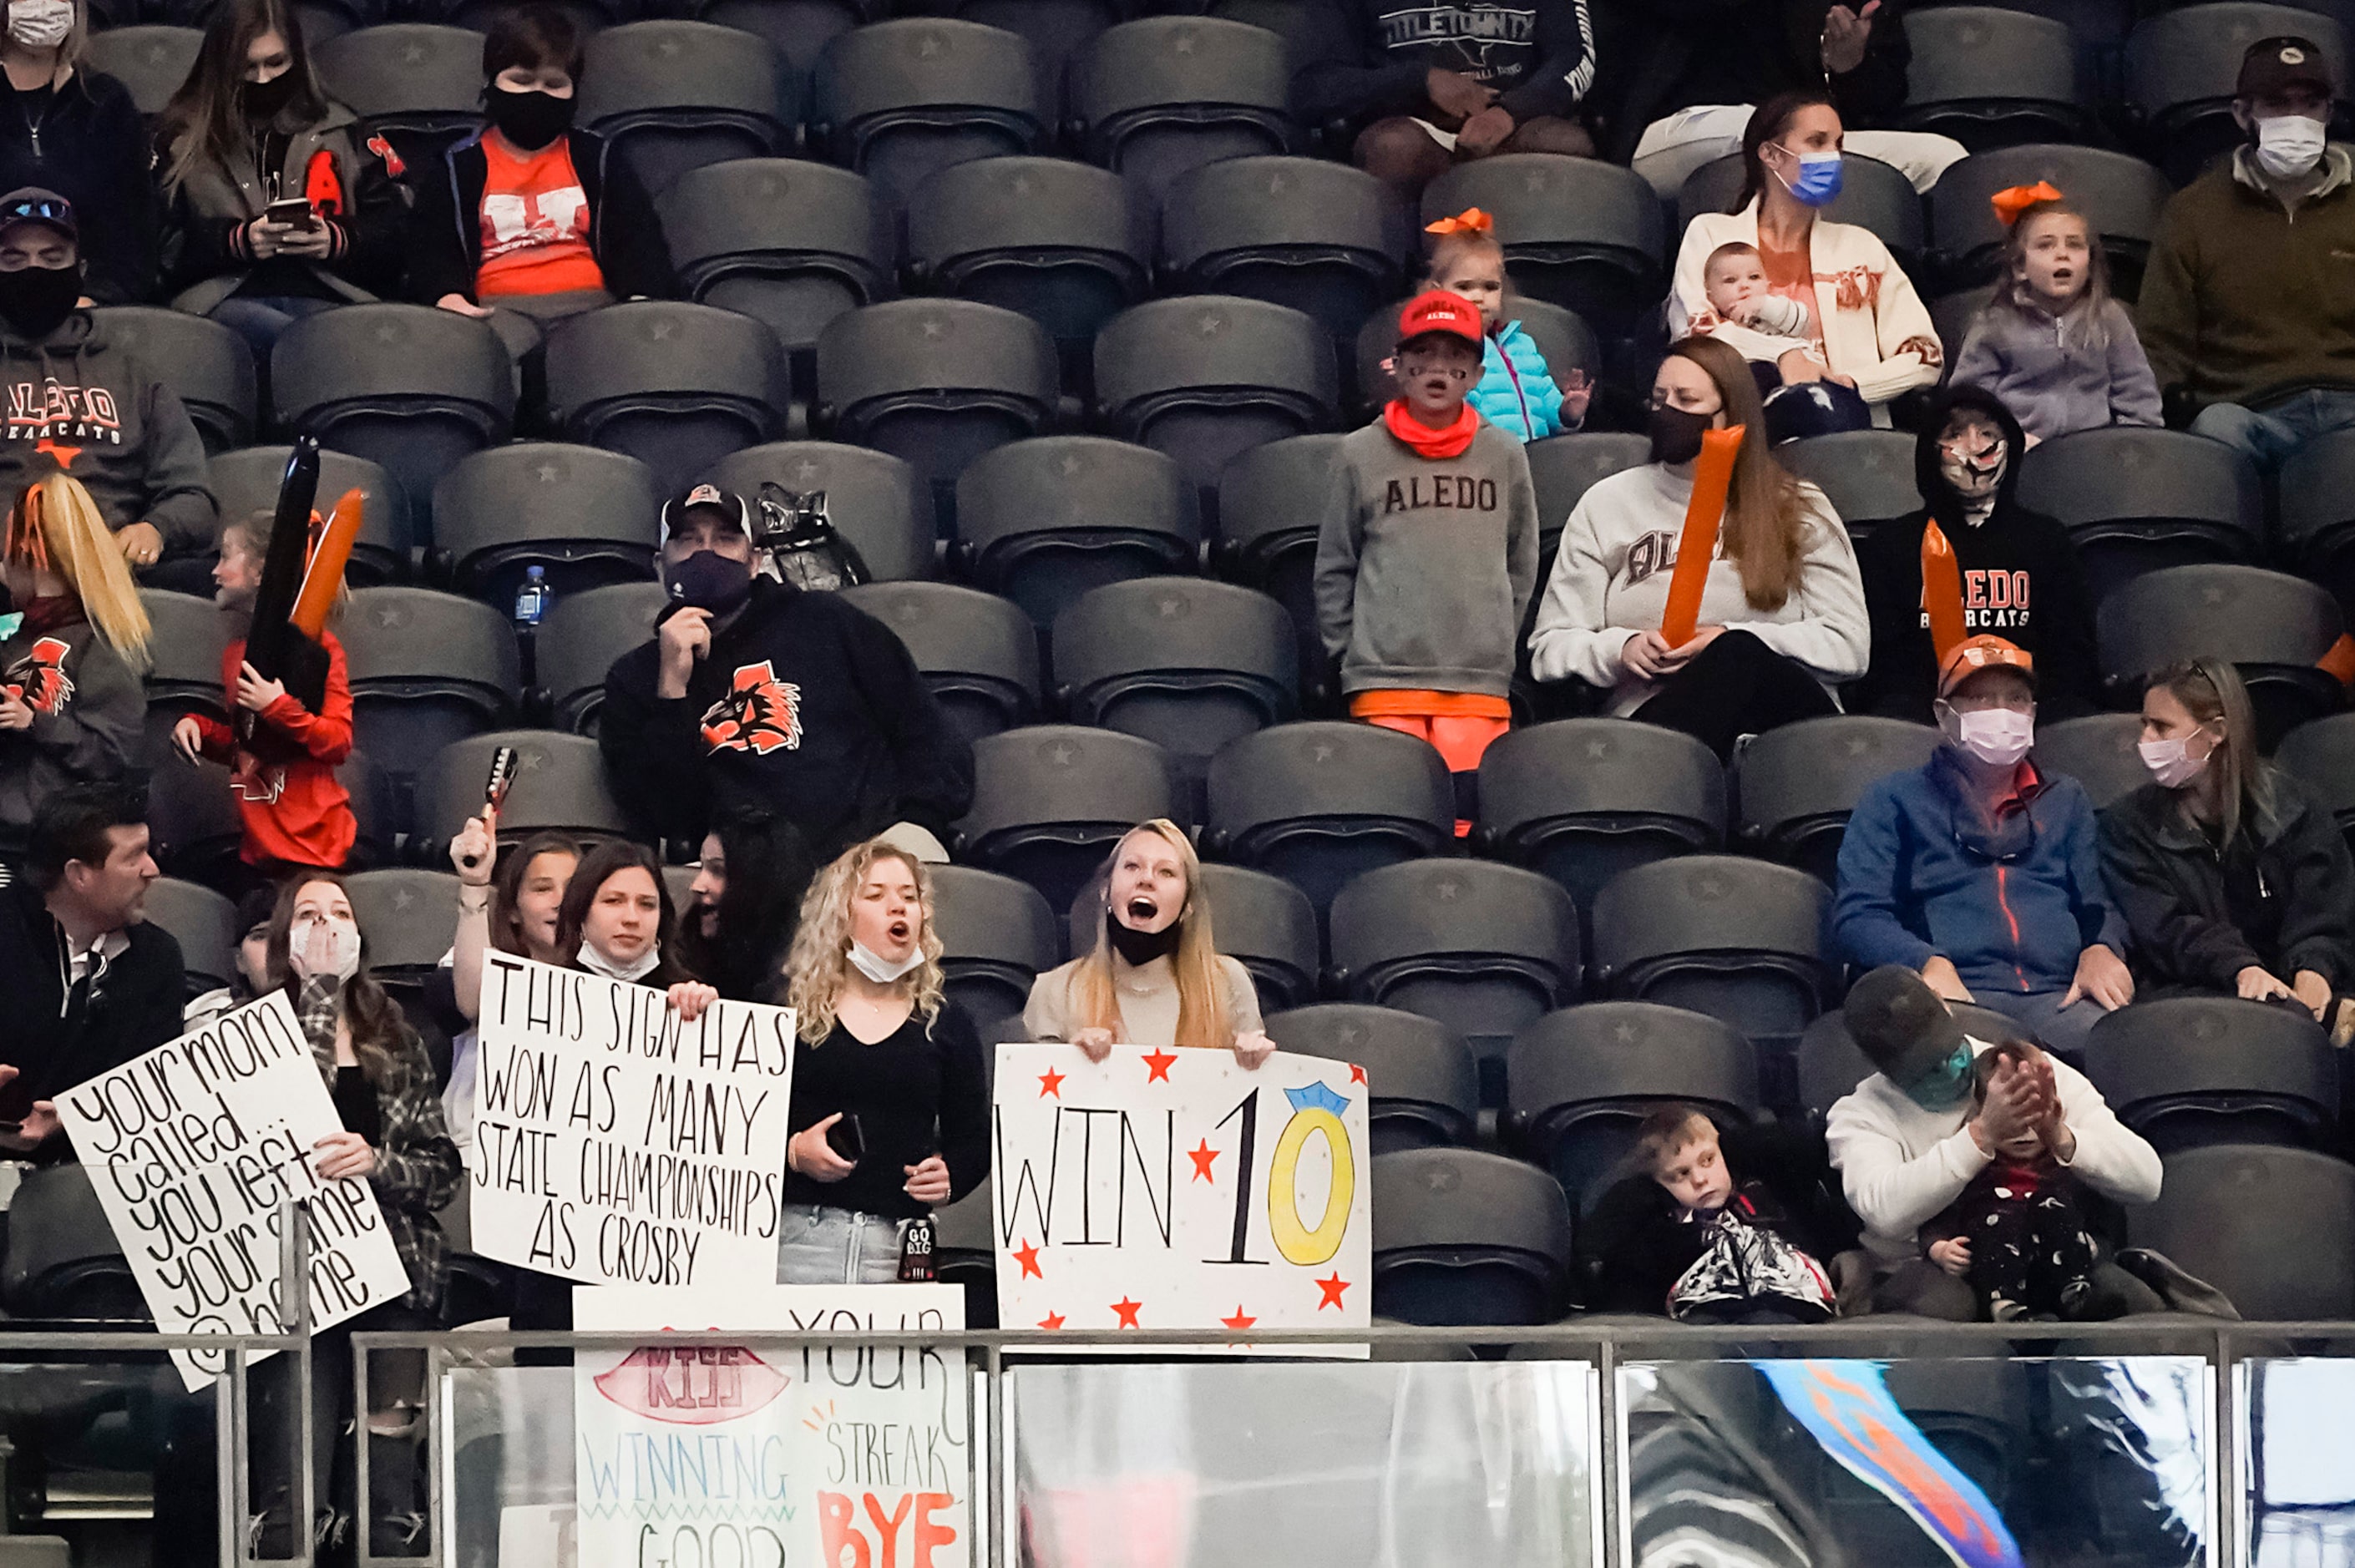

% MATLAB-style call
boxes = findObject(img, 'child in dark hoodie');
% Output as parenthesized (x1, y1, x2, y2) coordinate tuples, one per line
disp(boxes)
(1850, 383, 2100, 721)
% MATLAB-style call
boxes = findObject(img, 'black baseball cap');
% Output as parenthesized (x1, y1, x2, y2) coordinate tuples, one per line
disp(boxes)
(1843, 965, 1968, 1087)
(0, 188, 75, 245)
(2239, 36, 2334, 100)
(659, 483, 751, 547)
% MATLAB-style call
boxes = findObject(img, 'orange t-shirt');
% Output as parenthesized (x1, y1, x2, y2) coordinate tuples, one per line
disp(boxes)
(1758, 237, 1822, 350)
(474, 133, 606, 299)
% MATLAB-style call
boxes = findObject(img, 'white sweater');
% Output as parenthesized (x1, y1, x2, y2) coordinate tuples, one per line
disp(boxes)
(1826, 1038, 2165, 1267)
(1526, 463, 1870, 714)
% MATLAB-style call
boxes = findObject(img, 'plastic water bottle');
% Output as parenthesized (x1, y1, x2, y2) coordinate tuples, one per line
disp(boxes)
(513, 565, 550, 629)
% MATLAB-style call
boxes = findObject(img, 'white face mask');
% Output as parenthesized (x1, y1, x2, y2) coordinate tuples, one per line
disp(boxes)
(1947, 707, 2035, 769)
(579, 941, 660, 984)
(287, 916, 362, 984)
(2255, 114, 2328, 181)
(2139, 731, 2214, 789)
(847, 939, 922, 984)
(6, 0, 73, 50)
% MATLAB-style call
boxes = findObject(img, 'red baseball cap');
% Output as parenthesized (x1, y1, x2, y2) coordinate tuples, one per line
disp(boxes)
(1397, 290, 1484, 349)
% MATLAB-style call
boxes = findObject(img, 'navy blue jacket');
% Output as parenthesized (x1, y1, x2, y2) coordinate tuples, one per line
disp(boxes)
(1833, 746, 2127, 997)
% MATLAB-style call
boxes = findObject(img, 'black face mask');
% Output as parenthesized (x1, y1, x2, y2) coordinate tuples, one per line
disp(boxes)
(242, 69, 298, 122)
(0, 262, 80, 341)
(1647, 403, 1714, 467)
(663, 549, 753, 615)
(486, 83, 575, 151)
(1105, 907, 1182, 967)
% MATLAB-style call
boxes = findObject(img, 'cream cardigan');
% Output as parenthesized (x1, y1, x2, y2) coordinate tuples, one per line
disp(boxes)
(1670, 201, 1943, 407)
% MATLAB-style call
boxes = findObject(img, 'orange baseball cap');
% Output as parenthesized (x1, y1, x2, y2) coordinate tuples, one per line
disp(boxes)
(1397, 289, 1484, 348)
(1937, 634, 2037, 699)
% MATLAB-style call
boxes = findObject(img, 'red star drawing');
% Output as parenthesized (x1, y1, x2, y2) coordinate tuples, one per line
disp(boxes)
(1350, 1063, 1367, 1085)
(1221, 1306, 1257, 1332)
(1038, 1067, 1066, 1099)
(1187, 1139, 1219, 1183)
(1315, 1273, 1351, 1311)
(1037, 1313, 1066, 1331)
(1012, 1239, 1043, 1279)
(1142, 1048, 1178, 1083)
(33, 438, 78, 469)
(1111, 1297, 1144, 1329)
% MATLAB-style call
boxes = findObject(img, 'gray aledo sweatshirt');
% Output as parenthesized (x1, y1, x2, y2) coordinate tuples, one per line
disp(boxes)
(1313, 418, 1540, 698)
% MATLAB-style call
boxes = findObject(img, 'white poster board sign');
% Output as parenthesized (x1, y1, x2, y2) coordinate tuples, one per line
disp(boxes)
(53, 991, 412, 1391)
(991, 1044, 1372, 1353)
(573, 1285, 970, 1568)
(471, 954, 794, 1286)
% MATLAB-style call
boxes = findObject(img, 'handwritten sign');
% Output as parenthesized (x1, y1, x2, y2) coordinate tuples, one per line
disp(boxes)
(573, 1285, 970, 1568)
(471, 955, 795, 1287)
(991, 1044, 1371, 1353)
(52, 992, 412, 1392)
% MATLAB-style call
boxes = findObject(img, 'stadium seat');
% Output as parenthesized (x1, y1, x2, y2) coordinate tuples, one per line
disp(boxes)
(2277, 427, 2355, 625)
(2127, 5, 2351, 184)
(714, 441, 934, 582)
(341, 588, 522, 837)
(956, 724, 1176, 910)
(210, 445, 406, 586)
(140, 588, 230, 720)
(1052, 578, 1296, 793)
(1370, 1148, 1573, 1325)
(1928, 284, 1995, 367)
(955, 438, 1201, 630)
(1266, 1002, 1478, 1152)
(812, 18, 1042, 201)
(1421, 155, 1665, 334)
(272, 304, 514, 550)
(2126, 1144, 2355, 1319)
(1927, 145, 2171, 296)
(947, 0, 1113, 120)
(904, 156, 1150, 362)
(2097, 565, 2346, 748)
(0, 1164, 143, 1323)
(1192, 861, 1319, 1014)
(816, 299, 1060, 516)
(443, 0, 626, 32)
(93, 306, 254, 454)
(1507, 1002, 1760, 1212)
(1329, 858, 1579, 1098)
(545, 302, 787, 499)
(314, 24, 486, 165)
(2030, 712, 2149, 809)
(1897, 7, 2087, 150)
(534, 581, 666, 735)
(1353, 296, 1598, 417)
(579, 21, 796, 196)
(144, 877, 236, 997)
(659, 159, 894, 371)
(2085, 999, 2338, 1154)
(84, 25, 201, 114)
(1476, 719, 1726, 913)
(930, 1175, 997, 1325)
(1095, 296, 1338, 502)
(432, 443, 661, 608)
(699, 0, 860, 72)
(342, 746, 396, 867)
(1205, 721, 1452, 918)
(1213, 433, 1338, 689)
(144, 756, 246, 888)
(344, 868, 462, 994)
(2276, 713, 2355, 850)
(1796, 1001, 2036, 1119)
(1734, 716, 1941, 887)
(1678, 153, 1924, 269)
(839, 581, 1042, 747)
(419, 731, 633, 857)
(1070, 16, 1292, 200)
(2016, 427, 2261, 602)
(1525, 432, 1652, 562)
(930, 863, 1059, 1048)
(1161, 156, 1402, 344)
(1779, 430, 1924, 543)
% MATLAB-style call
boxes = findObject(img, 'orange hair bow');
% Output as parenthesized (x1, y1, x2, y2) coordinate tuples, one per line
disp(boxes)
(1424, 207, 1496, 236)
(1989, 181, 2064, 227)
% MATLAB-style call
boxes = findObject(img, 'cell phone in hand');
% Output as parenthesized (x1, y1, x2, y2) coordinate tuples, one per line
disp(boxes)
(825, 1113, 866, 1164)
(0, 1071, 35, 1131)
(262, 197, 318, 228)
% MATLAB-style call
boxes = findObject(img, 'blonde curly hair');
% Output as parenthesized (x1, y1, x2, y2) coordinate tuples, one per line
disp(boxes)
(784, 838, 946, 1045)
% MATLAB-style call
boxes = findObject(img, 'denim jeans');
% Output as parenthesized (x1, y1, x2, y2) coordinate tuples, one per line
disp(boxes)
(208, 293, 337, 355)
(774, 1202, 906, 1285)
(2190, 387, 2355, 474)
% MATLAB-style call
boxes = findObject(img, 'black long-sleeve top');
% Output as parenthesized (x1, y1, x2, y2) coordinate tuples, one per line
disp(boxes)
(0, 70, 155, 305)
(1291, 0, 1598, 129)
(784, 1003, 990, 1222)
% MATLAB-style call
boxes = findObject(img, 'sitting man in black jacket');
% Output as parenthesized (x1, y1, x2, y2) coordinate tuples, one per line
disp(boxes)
(600, 484, 974, 863)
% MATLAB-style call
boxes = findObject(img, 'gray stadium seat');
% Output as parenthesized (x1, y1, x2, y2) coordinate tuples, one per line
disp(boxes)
(144, 877, 236, 997)
(1370, 1148, 1573, 1325)
(956, 438, 1201, 630)
(344, 867, 461, 980)
(533, 581, 666, 736)
(1734, 716, 1942, 886)
(2031, 712, 2149, 809)
(1928, 144, 2171, 296)
(2096, 565, 2346, 748)
(1898, 7, 2087, 150)
(930, 863, 1059, 1048)
(341, 588, 522, 837)
(1213, 433, 1339, 690)
(1421, 154, 1665, 332)
(839, 580, 1042, 746)
(545, 301, 787, 498)
(1476, 719, 1725, 912)
(580, 21, 796, 197)
(1162, 155, 1401, 343)
(812, 18, 1042, 201)
(699, 0, 860, 73)
(1525, 432, 1652, 561)
(2085, 998, 2337, 1153)
(93, 306, 255, 454)
(660, 159, 894, 367)
(2276, 713, 2355, 850)
(714, 441, 934, 581)
(2126, 1143, 2355, 1319)
(956, 724, 1177, 910)
(140, 588, 230, 718)
(314, 23, 485, 164)
(1780, 430, 1925, 543)
(2277, 427, 2355, 625)
(1191, 861, 1319, 1014)
(1267, 1002, 1479, 1152)
(2016, 427, 2261, 603)
(419, 731, 633, 857)
(1070, 16, 1292, 200)
(905, 156, 1150, 356)
(432, 443, 661, 606)
(84, 25, 201, 114)
(1205, 721, 1452, 918)
(1095, 296, 1337, 499)
(210, 445, 406, 585)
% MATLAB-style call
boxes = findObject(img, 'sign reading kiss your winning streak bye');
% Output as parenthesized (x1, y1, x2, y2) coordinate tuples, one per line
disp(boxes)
(53, 992, 413, 1393)
(992, 1044, 1371, 1352)
(471, 954, 794, 1287)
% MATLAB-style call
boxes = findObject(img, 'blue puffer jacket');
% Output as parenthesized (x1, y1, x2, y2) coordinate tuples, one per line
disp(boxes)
(1832, 747, 2127, 997)
(1470, 321, 1569, 443)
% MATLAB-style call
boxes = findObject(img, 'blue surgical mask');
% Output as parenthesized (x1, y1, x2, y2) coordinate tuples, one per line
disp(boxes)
(1778, 149, 1845, 207)
(1903, 1043, 1975, 1111)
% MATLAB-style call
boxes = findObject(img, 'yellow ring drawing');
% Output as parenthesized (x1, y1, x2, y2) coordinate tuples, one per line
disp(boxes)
(1267, 1085, 1355, 1266)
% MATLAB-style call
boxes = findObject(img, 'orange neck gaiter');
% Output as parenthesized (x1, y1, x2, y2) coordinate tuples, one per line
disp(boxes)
(1383, 398, 1480, 460)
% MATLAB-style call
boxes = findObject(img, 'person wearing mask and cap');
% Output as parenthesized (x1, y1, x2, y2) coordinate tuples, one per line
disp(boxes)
(407, 3, 672, 364)
(1850, 384, 2100, 721)
(599, 483, 974, 863)
(0, 0, 151, 306)
(2140, 38, 2355, 473)
(1825, 964, 2162, 1318)
(0, 190, 219, 594)
(1833, 634, 2135, 1053)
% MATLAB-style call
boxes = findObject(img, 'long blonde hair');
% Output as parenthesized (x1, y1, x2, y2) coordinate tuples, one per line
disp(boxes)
(3, 474, 151, 669)
(785, 839, 947, 1045)
(1071, 820, 1234, 1051)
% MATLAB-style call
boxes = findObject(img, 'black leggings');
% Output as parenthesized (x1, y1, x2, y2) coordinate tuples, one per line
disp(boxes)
(1633, 629, 1838, 761)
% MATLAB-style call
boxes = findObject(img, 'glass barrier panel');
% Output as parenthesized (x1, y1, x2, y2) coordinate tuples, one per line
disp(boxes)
(2241, 1353, 2355, 1568)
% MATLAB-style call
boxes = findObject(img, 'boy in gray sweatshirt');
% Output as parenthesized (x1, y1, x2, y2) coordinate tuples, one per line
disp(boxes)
(1314, 290, 1539, 831)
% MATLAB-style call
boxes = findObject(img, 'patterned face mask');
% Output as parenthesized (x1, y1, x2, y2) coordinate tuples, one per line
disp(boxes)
(1938, 427, 2008, 502)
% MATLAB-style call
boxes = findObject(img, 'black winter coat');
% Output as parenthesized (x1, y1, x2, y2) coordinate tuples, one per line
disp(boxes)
(0, 70, 154, 304)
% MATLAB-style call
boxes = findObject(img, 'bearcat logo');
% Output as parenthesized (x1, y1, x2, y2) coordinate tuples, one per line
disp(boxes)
(4, 635, 72, 715)
(701, 661, 803, 755)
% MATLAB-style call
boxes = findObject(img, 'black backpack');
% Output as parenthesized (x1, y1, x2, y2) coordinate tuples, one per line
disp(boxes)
(754, 483, 871, 594)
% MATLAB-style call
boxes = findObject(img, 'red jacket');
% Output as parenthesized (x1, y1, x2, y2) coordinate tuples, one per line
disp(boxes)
(192, 631, 357, 869)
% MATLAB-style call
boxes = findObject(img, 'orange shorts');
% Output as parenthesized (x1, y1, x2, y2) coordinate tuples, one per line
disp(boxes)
(1349, 690, 1511, 774)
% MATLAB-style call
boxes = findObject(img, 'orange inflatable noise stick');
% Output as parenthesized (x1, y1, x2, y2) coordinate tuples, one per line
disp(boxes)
(1659, 425, 1745, 648)
(289, 488, 362, 640)
(1920, 518, 1968, 665)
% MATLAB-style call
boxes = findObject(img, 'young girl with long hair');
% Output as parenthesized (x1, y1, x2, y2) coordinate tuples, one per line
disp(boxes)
(1527, 333, 1869, 757)
(1421, 208, 1588, 442)
(777, 837, 987, 1283)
